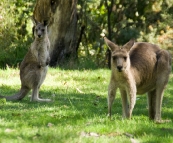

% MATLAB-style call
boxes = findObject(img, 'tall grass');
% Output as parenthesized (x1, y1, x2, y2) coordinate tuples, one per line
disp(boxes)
(0, 67, 173, 143)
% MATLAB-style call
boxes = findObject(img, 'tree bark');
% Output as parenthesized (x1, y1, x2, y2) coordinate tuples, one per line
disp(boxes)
(33, 0, 78, 67)
(105, 0, 114, 69)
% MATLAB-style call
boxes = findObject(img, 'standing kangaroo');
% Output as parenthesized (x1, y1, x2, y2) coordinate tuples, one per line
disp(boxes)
(104, 37, 171, 121)
(0, 18, 51, 102)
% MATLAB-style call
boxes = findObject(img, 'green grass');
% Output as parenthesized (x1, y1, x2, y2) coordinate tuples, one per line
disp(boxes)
(0, 67, 173, 143)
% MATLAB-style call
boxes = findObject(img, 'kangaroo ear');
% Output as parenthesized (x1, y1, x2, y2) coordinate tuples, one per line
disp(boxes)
(104, 37, 118, 51)
(123, 39, 135, 51)
(31, 16, 38, 26)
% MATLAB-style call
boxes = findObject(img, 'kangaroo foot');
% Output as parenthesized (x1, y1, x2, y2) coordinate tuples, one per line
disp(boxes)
(155, 119, 172, 124)
(31, 97, 52, 102)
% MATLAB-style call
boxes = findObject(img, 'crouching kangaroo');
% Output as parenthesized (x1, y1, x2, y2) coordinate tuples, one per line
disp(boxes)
(0, 18, 51, 102)
(104, 37, 171, 122)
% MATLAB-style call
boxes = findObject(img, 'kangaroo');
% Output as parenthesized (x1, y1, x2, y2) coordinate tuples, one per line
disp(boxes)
(0, 18, 51, 102)
(104, 37, 172, 122)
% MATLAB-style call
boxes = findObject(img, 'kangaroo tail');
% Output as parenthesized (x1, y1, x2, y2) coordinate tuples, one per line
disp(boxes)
(0, 87, 30, 101)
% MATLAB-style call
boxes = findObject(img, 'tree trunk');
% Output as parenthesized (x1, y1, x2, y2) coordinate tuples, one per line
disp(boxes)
(105, 0, 114, 69)
(33, 0, 77, 67)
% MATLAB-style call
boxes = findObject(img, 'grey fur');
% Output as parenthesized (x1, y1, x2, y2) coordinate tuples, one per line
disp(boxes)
(104, 37, 172, 121)
(0, 18, 51, 102)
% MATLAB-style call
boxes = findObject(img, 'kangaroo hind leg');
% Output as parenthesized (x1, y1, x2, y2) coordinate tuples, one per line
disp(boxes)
(31, 86, 51, 102)
(155, 50, 171, 121)
(147, 89, 156, 120)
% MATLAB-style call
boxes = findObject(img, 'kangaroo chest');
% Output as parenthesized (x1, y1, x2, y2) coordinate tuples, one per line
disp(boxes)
(38, 45, 49, 60)
(33, 39, 49, 62)
(114, 70, 156, 95)
(114, 71, 134, 88)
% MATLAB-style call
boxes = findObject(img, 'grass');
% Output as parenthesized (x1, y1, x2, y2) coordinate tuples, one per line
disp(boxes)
(0, 67, 173, 143)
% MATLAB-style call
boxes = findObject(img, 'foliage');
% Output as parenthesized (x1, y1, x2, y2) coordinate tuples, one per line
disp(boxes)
(0, 0, 173, 68)
(77, 0, 173, 67)
(0, 0, 35, 68)
(0, 68, 173, 142)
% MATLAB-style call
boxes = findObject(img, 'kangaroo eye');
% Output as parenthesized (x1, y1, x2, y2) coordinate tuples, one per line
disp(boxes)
(112, 56, 117, 60)
(124, 57, 127, 60)
(51, 0, 55, 5)
(42, 29, 45, 32)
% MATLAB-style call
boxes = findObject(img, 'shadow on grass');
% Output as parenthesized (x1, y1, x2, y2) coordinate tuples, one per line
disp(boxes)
(1, 84, 173, 120)
(1, 85, 173, 142)
(0, 85, 108, 126)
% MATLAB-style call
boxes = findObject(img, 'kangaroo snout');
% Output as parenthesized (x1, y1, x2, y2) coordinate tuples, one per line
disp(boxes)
(117, 65, 123, 72)
(38, 34, 41, 38)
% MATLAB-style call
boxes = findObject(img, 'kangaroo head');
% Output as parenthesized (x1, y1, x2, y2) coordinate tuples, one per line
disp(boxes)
(104, 37, 135, 72)
(32, 17, 49, 39)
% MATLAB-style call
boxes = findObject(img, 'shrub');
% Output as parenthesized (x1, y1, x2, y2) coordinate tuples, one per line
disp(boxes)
(0, 0, 35, 68)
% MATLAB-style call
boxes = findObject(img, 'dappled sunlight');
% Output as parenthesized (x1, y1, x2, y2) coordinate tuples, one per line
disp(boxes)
(0, 68, 173, 142)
